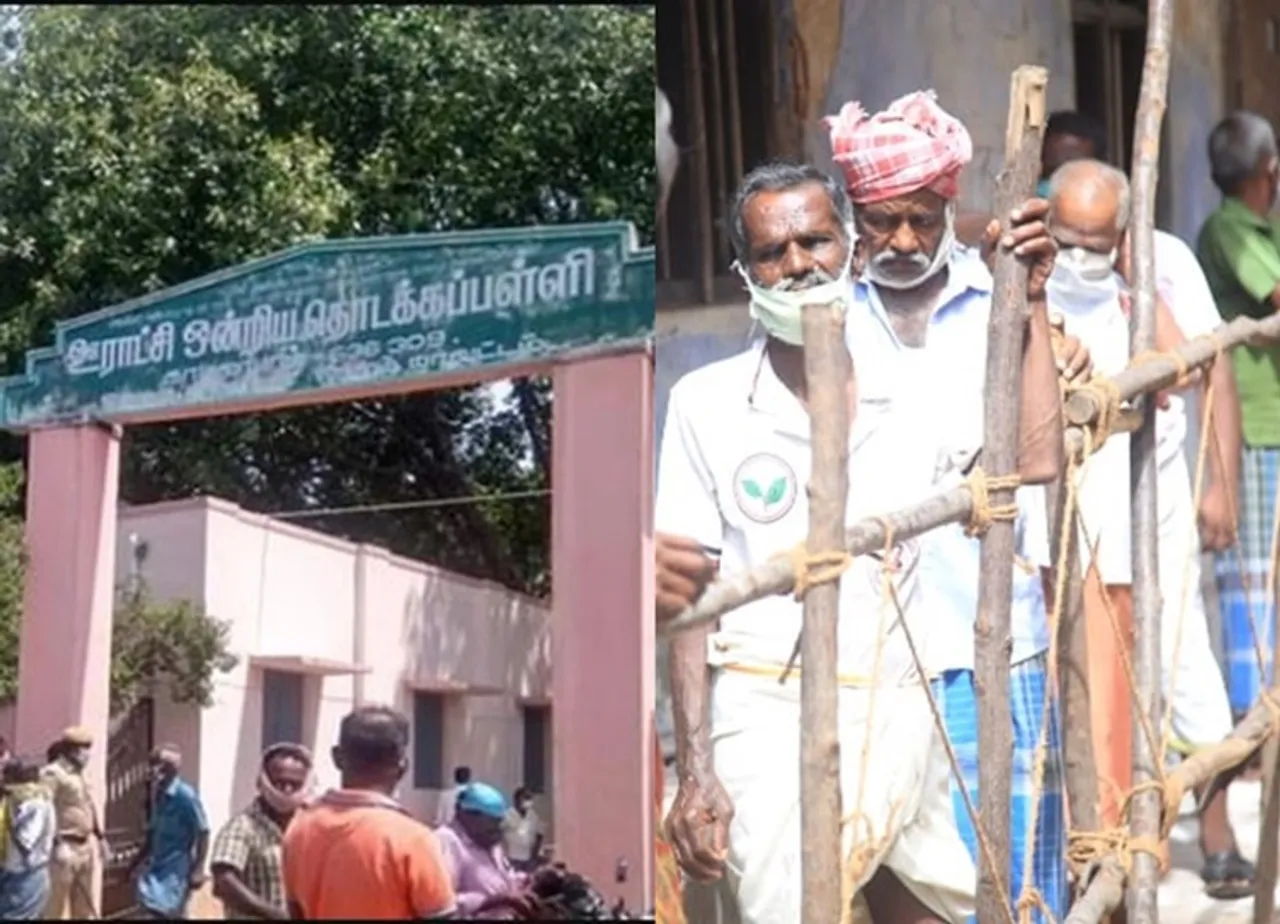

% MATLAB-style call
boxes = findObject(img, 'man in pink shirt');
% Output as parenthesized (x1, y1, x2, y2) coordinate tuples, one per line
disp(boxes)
(434, 782, 526, 917)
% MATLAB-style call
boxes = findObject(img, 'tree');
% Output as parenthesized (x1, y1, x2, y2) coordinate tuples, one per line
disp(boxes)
(0, 6, 654, 597)
(0, 464, 25, 702)
(109, 584, 238, 716)
(0, 466, 236, 711)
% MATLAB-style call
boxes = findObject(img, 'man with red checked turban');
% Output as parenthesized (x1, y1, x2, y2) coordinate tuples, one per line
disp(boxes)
(824, 91, 1089, 924)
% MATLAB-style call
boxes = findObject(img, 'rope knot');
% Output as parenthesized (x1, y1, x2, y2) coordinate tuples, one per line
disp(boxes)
(964, 467, 1021, 537)
(1065, 376, 1123, 455)
(786, 544, 853, 601)
(1014, 887, 1049, 924)
(1132, 348, 1195, 389)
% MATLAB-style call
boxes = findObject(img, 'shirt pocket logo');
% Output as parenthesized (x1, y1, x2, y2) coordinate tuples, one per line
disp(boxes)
(731, 452, 799, 524)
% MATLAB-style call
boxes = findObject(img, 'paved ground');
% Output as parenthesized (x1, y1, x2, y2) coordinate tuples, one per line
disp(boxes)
(1161, 779, 1277, 924)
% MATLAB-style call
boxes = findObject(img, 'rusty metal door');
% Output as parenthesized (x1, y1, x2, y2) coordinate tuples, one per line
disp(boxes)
(101, 697, 154, 919)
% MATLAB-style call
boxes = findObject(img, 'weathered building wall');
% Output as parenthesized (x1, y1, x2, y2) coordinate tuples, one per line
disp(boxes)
(1167, 0, 1229, 244)
(813, 0, 1076, 212)
(1230, 0, 1280, 132)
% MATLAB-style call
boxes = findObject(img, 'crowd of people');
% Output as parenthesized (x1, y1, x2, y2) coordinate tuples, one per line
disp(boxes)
(0, 707, 585, 920)
(654, 91, 1280, 924)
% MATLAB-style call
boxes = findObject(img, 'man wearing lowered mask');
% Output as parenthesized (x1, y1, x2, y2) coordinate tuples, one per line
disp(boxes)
(656, 151, 1079, 924)
(823, 90, 1088, 924)
(211, 743, 315, 920)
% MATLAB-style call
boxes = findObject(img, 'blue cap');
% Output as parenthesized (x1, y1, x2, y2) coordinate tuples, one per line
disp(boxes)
(457, 782, 509, 819)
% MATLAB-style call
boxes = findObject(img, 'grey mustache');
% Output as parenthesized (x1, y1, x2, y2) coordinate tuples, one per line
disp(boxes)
(773, 266, 837, 292)
(872, 251, 930, 270)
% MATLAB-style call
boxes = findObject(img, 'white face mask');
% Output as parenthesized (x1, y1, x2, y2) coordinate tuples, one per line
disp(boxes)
(864, 203, 956, 291)
(734, 224, 856, 346)
(1047, 245, 1120, 313)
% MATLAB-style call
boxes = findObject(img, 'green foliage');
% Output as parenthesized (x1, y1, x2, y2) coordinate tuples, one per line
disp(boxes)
(0, 503, 236, 715)
(0, 6, 654, 597)
(109, 583, 238, 716)
(0, 464, 26, 703)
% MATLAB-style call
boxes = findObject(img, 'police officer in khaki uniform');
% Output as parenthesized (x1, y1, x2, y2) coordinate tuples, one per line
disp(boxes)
(41, 726, 107, 919)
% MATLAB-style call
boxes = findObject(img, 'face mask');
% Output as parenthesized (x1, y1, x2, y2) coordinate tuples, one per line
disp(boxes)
(1047, 248, 1120, 313)
(734, 225, 856, 346)
(258, 770, 312, 815)
(864, 203, 956, 291)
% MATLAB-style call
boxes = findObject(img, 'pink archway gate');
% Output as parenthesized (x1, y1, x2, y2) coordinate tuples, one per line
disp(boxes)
(2, 222, 655, 907)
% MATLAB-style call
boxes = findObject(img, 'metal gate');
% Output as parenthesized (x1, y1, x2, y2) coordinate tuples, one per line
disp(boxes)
(101, 697, 154, 919)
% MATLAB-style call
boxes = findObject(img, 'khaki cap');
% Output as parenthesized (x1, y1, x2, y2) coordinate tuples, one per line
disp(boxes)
(61, 726, 93, 747)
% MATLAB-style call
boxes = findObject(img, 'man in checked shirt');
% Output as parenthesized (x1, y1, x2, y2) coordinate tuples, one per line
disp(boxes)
(210, 743, 314, 920)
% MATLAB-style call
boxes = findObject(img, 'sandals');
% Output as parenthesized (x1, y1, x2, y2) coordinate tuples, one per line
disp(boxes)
(1201, 850, 1256, 900)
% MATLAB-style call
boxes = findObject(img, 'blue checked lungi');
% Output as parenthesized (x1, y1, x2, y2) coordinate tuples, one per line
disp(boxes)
(932, 652, 1067, 924)
(1215, 446, 1280, 718)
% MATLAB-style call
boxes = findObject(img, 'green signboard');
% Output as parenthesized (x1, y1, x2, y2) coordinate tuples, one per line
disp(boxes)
(0, 222, 653, 430)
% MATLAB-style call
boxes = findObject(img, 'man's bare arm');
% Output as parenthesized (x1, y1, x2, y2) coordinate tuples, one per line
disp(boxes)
(1207, 354, 1242, 498)
(669, 628, 713, 780)
(1017, 298, 1065, 485)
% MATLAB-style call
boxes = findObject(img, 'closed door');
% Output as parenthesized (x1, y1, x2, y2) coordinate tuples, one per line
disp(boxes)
(262, 669, 304, 749)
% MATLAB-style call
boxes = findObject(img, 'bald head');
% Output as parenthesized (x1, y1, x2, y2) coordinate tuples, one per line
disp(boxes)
(1046, 159, 1130, 254)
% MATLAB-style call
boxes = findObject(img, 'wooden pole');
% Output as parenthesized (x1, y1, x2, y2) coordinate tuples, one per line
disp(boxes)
(974, 64, 1048, 924)
(680, 0, 714, 304)
(1047, 477, 1101, 836)
(1126, 2, 1173, 923)
(658, 310, 1280, 640)
(798, 299, 852, 923)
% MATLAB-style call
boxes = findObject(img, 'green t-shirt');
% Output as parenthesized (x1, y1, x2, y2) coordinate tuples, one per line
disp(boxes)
(1196, 196, 1280, 447)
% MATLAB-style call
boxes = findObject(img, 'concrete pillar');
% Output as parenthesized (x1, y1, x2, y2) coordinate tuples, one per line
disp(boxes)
(15, 424, 121, 820)
(551, 351, 654, 910)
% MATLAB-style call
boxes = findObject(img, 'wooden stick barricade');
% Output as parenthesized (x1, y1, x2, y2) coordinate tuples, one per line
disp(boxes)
(658, 311, 1280, 642)
(658, 313, 1280, 920)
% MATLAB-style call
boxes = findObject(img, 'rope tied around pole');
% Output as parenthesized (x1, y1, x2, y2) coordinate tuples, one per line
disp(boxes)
(786, 545, 855, 601)
(1065, 376, 1124, 453)
(1130, 349, 1192, 389)
(964, 467, 1021, 538)
(1016, 887, 1052, 924)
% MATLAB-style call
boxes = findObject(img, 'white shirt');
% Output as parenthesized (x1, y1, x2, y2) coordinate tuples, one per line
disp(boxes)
(3, 795, 54, 873)
(1046, 280, 1133, 584)
(1153, 229, 1224, 470)
(655, 331, 953, 682)
(503, 808, 542, 862)
(852, 247, 1053, 670)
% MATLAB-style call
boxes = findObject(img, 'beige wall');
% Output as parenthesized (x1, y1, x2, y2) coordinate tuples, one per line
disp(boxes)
(6, 496, 551, 844)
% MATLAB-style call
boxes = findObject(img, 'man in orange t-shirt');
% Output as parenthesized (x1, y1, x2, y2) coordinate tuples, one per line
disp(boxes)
(282, 706, 456, 920)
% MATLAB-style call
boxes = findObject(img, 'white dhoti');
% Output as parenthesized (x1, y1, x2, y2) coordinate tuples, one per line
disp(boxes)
(711, 669, 976, 924)
(1159, 452, 1233, 749)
